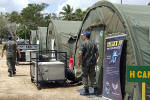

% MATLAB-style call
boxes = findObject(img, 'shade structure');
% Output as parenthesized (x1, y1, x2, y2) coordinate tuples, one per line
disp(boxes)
(37, 27, 48, 51)
(30, 30, 38, 44)
(47, 20, 82, 58)
(74, 1, 150, 100)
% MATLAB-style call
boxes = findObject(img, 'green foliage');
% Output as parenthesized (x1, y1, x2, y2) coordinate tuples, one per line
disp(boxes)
(17, 25, 30, 39)
(148, 2, 150, 6)
(0, 14, 8, 40)
(21, 3, 49, 30)
(5, 3, 89, 39)
(73, 8, 86, 21)
(50, 13, 59, 20)
(6, 3, 49, 39)
(60, 4, 74, 20)
(0, 15, 6, 28)
(60, 4, 89, 21)
(8, 11, 21, 24)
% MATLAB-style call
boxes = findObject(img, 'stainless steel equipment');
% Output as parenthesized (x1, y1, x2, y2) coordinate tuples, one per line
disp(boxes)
(30, 50, 67, 89)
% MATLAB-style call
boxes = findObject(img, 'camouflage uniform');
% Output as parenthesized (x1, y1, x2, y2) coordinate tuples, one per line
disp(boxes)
(3, 40, 17, 73)
(79, 39, 98, 89)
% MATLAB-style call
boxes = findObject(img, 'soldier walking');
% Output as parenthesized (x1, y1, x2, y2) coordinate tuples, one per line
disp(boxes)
(78, 30, 99, 95)
(1, 35, 21, 77)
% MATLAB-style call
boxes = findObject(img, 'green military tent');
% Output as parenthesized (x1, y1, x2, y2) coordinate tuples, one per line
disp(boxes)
(30, 30, 38, 44)
(37, 27, 48, 51)
(47, 20, 81, 58)
(74, 1, 150, 100)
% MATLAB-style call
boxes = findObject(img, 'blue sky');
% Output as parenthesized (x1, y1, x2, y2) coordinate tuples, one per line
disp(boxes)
(0, 0, 149, 14)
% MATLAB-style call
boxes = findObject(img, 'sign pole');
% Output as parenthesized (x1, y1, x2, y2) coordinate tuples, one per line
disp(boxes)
(142, 82, 146, 100)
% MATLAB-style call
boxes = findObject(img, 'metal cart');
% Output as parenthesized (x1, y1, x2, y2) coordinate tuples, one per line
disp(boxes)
(30, 50, 67, 90)
(17, 44, 39, 63)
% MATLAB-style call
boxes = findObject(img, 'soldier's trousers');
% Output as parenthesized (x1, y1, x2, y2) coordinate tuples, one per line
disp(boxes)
(7, 57, 16, 73)
(82, 66, 97, 89)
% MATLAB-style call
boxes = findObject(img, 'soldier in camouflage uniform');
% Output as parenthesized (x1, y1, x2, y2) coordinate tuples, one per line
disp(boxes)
(78, 31, 99, 95)
(1, 35, 21, 77)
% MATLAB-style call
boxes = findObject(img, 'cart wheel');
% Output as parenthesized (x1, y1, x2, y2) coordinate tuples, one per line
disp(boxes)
(37, 83, 41, 90)
(63, 82, 67, 87)
(60, 81, 67, 87)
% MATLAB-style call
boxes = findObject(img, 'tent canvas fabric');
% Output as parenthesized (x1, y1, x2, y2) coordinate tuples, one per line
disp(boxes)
(30, 30, 37, 44)
(37, 27, 48, 51)
(74, 1, 150, 100)
(47, 20, 82, 58)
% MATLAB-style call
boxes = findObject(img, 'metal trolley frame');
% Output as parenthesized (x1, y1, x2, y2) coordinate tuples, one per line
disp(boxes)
(30, 50, 67, 90)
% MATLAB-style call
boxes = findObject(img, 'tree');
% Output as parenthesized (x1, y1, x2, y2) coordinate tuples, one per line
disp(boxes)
(7, 23, 19, 39)
(17, 24, 30, 39)
(0, 14, 8, 43)
(6, 3, 49, 39)
(7, 11, 21, 24)
(51, 13, 59, 20)
(73, 8, 85, 21)
(148, 2, 150, 5)
(59, 4, 74, 20)
(21, 3, 49, 30)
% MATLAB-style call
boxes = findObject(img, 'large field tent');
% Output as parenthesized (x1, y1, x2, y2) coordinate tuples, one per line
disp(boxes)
(47, 20, 82, 58)
(37, 27, 48, 51)
(74, 1, 150, 100)
(30, 30, 38, 44)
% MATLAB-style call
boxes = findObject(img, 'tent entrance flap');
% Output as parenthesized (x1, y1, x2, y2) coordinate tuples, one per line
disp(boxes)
(120, 40, 127, 98)
(90, 26, 105, 94)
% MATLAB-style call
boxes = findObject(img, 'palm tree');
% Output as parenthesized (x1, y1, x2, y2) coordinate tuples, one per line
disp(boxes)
(59, 4, 74, 20)
(73, 8, 84, 21)
(73, 8, 90, 21)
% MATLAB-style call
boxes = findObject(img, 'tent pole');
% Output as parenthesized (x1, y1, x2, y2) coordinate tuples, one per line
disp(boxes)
(142, 82, 146, 100)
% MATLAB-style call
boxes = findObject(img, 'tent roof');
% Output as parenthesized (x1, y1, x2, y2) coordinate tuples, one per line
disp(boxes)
(91, 1, 150, 26)
(74, 2, 150, 99)
(49, 20, 82, 36)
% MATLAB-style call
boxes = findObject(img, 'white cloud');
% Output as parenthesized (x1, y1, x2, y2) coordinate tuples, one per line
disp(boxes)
(41, 9, 50, 14)
(29, 0, 64, 5)
(123, 0, 149, 5)
(0, 0, 7, 5)
(56, 0, 149, 15)
(0, 0, 149, 13)
(0, 7, 6, 12)
(56, 0, 119, 14)
(12, 0, 29, 11)
(0, 0, 65, 13)
(0, 0, 29, 12)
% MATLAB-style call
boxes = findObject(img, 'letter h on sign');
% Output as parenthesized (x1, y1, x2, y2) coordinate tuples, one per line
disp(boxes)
(130, 71, 135, 78)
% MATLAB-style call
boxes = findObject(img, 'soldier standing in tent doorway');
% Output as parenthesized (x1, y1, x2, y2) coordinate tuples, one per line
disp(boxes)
(78, 30, 99, 95)
(1, 35, 21, 77)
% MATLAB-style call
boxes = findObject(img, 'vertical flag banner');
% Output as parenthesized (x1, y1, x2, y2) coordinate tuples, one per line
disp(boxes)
(103, 34, 126, 100)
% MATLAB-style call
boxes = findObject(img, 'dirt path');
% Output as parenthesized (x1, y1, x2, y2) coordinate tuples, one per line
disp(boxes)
(0, 50, 103, 100)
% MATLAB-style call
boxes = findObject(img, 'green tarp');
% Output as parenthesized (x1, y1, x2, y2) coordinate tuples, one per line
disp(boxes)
(30, 30, 37, 44)
(74, 1, 150, 100)
(47, 20, 82, 58)
(37, 27, 48, 51)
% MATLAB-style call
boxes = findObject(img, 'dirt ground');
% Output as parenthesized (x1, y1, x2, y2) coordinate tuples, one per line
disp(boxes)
(0, 45, 104, 100)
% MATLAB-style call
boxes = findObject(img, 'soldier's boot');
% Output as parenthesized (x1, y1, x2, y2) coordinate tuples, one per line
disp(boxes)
(8, 71, 13, 77)
(94, 87, 99, 95)
(13, 71, 16, 75)
(80, 88, 89, 96)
